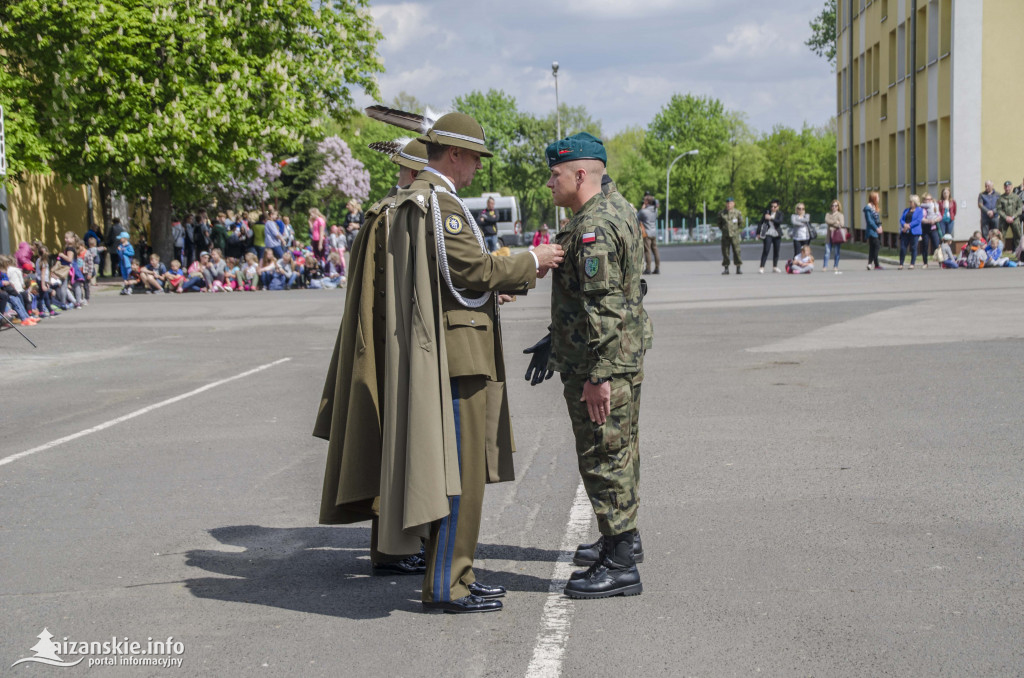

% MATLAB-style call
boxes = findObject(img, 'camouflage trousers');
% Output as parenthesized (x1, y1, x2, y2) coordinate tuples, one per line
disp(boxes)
(561, 372, 642, 536)
(721, 236, 742, 267)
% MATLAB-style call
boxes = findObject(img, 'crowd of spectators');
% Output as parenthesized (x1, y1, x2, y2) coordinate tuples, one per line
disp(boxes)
(1, 204, 365, 328)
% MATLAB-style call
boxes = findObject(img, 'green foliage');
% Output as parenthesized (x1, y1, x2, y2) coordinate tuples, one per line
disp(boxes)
(2, 0, 382, 257)
(749, 122, 837, 216)
(718, 112, 766, 217)
(807, 0, 837, 69)
(605, 127, 659, 209)
(644, 94, 731, 217)
(0, 66, 49, 181)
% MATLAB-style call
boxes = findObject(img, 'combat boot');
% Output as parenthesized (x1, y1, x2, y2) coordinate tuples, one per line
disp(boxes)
(563, 531, 642, 599)
(736, 265, 742, 275)
(573, 532, 643, 568)
(722, 267, 729, 275)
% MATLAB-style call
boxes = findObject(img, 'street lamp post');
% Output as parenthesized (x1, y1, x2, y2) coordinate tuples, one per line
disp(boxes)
(664, 148, 698, 242)
(552, 61, 562, 228)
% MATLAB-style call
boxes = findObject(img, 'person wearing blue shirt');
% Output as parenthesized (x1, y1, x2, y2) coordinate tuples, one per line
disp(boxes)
(116, 231, 136, 294)
(899, 195, 924, 269)
(863, 191, 883, 270)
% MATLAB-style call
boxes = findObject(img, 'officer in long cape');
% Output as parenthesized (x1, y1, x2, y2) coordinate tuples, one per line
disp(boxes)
(315, 112, 564, 613)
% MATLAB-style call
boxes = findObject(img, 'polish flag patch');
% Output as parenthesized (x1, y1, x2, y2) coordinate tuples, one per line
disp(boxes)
(581, 232, 597, 244)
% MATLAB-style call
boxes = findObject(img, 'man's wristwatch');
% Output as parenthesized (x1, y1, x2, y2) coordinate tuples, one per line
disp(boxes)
(588, 376, 611, 385)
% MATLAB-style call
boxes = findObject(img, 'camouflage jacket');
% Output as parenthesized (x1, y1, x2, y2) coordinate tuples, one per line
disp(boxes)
(549, 190, 652, 380)
(717, 208, 744, 240)
(996, 192, 1023, 222)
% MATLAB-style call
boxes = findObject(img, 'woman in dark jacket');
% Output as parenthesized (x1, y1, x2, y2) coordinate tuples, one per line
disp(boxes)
(863, 191, 883, 270)
(758, 199, 785, 273)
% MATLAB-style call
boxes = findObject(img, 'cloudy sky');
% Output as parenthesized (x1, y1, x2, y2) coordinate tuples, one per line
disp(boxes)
(360, 0, 836, 138)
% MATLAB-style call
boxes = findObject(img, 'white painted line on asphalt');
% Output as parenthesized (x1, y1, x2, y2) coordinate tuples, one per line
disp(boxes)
(0, 358, 291, 468)
(525, 480, 593, 678)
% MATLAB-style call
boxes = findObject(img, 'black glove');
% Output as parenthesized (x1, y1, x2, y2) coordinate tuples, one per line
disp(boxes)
(523, 333, 554, 385)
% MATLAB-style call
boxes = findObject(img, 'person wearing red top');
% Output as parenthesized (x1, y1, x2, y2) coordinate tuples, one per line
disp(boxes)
(938, 187, 957, 238)
(530, 223, 550, 250)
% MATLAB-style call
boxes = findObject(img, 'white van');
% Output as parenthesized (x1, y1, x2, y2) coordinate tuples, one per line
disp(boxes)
(461, 193, 522, 247)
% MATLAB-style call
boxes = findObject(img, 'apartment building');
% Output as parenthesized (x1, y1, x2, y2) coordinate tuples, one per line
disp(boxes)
(836, 0, 1024, 243)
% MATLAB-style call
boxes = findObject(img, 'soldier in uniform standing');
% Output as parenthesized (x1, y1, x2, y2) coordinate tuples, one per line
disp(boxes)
(718, 197, 744, 275)
(996, 180, 1023, 254)
(526, 132, 652, 599)
(314, 137, 432, 577)
(316, 112, 564, 614)
(637, 192, 661, 274)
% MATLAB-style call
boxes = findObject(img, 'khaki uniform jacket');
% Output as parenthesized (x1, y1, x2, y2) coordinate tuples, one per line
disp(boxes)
(314, 172, 537, 555)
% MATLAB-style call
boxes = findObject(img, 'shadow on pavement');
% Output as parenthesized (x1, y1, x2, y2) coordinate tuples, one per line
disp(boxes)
(183, 525, 560, 618)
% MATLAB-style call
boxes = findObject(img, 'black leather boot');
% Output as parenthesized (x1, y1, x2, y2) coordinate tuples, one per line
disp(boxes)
(563, 531, 642, 599)
(573, 532, 644, 568)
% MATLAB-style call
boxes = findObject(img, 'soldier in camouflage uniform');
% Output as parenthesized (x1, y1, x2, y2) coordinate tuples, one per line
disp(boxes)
(996, 181, 1023, 252)
(718, 197, 744, 275)
(526, 133, 652, 599)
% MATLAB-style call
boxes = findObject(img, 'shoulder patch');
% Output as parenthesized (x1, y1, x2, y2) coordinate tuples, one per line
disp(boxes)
(444, 214, 464, 235)
(581, 232, 597, 244)
(584, 256, 599, 278)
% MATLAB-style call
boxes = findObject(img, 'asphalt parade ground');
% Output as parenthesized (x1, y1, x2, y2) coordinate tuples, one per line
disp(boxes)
(2, 245, 1023, 677)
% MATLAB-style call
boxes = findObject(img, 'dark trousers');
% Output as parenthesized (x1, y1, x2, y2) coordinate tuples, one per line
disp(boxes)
(921, 229, 940, 265)
(759, 236, 781, 268)
(868, 237, 881, 267)
(792, 239, 810, 256)
(981, 214, 998, 239)
(422, 376, 486, 603)
(899, 232, 918, 266)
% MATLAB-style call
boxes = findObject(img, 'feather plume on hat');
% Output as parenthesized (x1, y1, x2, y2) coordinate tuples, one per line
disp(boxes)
(366, 137, 413, 157)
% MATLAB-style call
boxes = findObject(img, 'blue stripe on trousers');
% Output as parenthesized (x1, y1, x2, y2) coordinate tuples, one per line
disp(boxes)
(432, 379, 463, 602)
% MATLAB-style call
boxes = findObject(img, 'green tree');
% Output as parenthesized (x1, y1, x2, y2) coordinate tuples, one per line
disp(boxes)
(0, 67, 49, 181)
(807, 0, 837, 69)
(605, 126, 659, 208)
(644, 94, 731, 222)
(750, 122, 837, 217)
(718, 112, 766, 217)
(1, 0, 382, 260)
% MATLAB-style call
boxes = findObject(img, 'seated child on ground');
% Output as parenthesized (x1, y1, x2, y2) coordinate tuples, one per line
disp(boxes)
(786, 245, 815, 274)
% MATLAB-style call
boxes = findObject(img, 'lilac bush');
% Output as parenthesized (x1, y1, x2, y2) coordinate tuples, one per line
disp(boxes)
(315, 136, 370, 202)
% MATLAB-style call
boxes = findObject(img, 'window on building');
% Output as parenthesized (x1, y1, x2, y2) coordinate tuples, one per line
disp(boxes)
(927, 120, 938, 184)
(897, 25, 906, 80)
(874, 139, 881, 189)
(916, 123, 927, 186)
(888, 134, 897, 188)
(881, 92, 888, 119)
(866, 143, 873, 188)
(916, 7, 927, 70)
(927, 0, 939, 62)
(939, 0, 951, 55)
(889, 30, 897, 84)
(882, 190, 889, 218)
(873, 44, 881, 92)
(896, 131, 905, 186)
(881, 0, 888, 21)
(939, 116, 951, 181)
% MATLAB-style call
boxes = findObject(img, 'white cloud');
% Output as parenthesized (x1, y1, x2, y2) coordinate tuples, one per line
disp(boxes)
(361, 0, 835, 136)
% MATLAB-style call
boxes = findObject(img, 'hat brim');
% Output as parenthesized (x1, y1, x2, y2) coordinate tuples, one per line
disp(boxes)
(548, 155, 606, 168)
(392, 154, 428, 172)
(416, 132, 494, 158)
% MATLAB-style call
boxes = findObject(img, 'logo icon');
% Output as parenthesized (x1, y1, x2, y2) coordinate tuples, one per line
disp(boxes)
(444, 215, 463, 235)
(584, 256, 599, 278)
(11, 629, 83, 668)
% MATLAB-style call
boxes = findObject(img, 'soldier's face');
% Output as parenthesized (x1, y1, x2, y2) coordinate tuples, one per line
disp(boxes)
(547, 164, 575, 207)
(452, 149, 483, 190)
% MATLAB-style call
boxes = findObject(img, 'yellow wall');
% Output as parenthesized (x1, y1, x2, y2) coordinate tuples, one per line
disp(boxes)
(5, 174, 103, 250)
(982, 0, 1024, 187)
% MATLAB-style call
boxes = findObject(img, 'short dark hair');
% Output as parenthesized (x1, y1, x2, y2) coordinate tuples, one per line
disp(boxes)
(426, 142, 447, 161)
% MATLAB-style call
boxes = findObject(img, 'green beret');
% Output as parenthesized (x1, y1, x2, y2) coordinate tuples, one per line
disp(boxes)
(546, 132, 607, 168)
